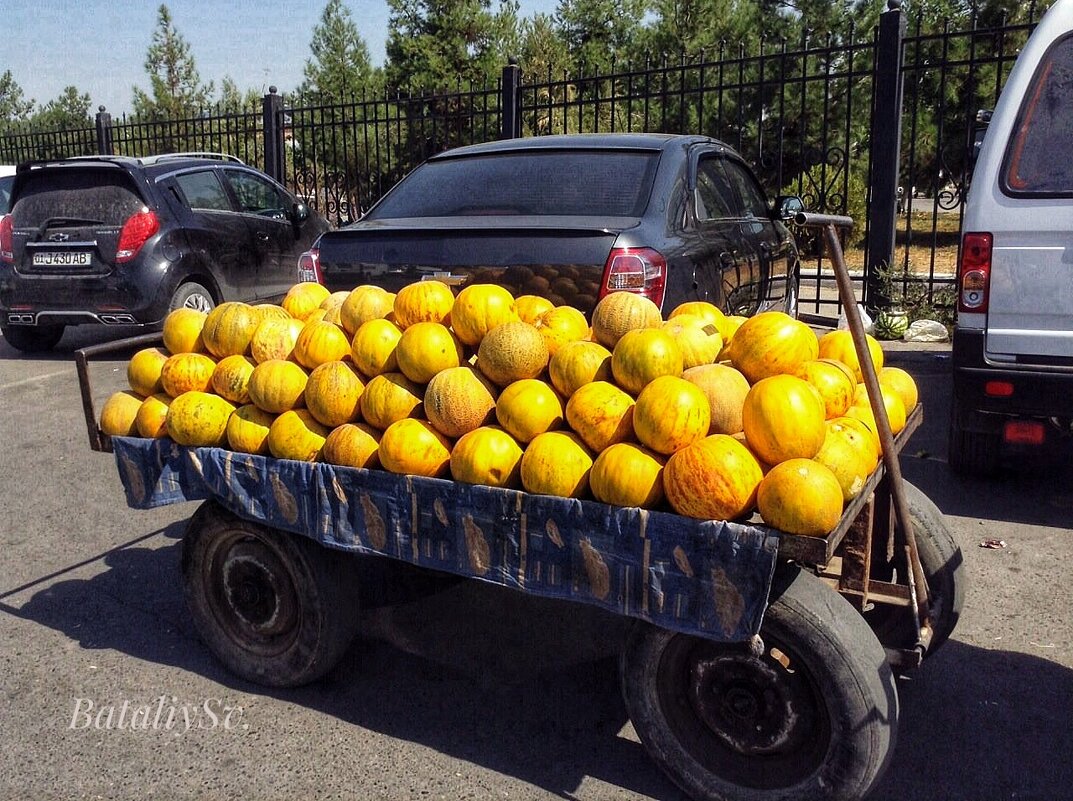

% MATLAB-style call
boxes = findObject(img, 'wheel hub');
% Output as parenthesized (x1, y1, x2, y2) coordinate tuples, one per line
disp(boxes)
(688, 651, 809, 757)
(215, 539, 300, 650)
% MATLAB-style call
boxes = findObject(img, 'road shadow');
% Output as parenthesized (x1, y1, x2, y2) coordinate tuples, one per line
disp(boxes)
(0, 523, 681, 800)
(4, 518, 1071, 799)
(872, 639, 1073, 800)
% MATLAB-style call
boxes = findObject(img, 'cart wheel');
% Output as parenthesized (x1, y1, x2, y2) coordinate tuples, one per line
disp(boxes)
(181, 501, 361, 687)
(865, 480, 966, 658)
(621, 565, 898, 801)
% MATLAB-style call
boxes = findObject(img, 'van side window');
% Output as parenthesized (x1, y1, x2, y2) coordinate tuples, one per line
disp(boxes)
(1003, 33, 1073, 195)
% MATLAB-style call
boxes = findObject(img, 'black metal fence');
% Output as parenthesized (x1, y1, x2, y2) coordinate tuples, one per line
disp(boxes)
(0, 3, 1042, 319)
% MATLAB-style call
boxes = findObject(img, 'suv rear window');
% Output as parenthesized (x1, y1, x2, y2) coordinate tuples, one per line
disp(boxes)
(1003, 32, 1073, 195)
(11, 168, 145, 226)
(367, 150, 659, 219)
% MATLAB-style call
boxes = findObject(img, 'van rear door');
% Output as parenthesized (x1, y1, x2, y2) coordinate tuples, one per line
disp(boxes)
(982, 30, 1073, 363)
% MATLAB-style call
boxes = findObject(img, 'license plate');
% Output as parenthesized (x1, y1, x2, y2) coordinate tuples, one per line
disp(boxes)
(32, 251, 92, 267)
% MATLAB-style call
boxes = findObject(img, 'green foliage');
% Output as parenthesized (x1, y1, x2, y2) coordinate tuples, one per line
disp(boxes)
(554, 0, 646, 74)
(132, 4, 215, 121)
(384, 0, 515, 91)
(0, 71, 35, 130)
(873, 261, 957, 326)
(30, 87, 92, 130)
(299, 0, 376, 103)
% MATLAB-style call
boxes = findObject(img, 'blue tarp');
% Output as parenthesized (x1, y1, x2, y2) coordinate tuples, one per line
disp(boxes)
(112, 436, 781, 642)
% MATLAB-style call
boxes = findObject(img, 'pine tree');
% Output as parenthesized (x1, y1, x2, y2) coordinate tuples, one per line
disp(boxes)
(132, 4, 215, 120)
(0, 71, 35, 130)
(299, 0, 376, 103)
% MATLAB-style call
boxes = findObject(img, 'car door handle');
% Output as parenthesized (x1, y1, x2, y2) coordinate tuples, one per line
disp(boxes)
(256, 231, 270, 242)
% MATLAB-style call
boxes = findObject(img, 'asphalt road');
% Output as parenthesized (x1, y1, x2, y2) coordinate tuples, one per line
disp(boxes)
(1, 326, 1070, 801)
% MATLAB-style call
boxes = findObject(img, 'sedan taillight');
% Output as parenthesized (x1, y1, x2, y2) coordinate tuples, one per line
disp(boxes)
(958, 232, 992, 314)
(0, 215, 13, 264)
(297, 248, 323, 284)
(116, 208, 160, 263)
(599, 247, 667, 309)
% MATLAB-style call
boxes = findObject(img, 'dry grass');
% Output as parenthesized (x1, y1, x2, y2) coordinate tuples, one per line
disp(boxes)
(803, 208, 962, 277)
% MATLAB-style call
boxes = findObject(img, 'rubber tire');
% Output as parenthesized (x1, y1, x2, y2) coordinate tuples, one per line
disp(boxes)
(2, 324, 65, 352)
(622, 565, 898, 801)
(864, 481, 966, 659)
(181, 501, 361, 687)
(948, 398, 1000, 476)
(169, 282, 216, 314)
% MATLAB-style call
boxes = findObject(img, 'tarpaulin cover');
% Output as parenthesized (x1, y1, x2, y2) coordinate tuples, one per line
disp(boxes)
(111, 436, 781, 642)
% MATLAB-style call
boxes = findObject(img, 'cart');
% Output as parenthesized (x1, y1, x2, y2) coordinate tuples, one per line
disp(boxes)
(74, 216, 965, 801)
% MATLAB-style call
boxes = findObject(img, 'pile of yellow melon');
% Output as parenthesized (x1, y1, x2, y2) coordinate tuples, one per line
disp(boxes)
(99, 281, 918, 536)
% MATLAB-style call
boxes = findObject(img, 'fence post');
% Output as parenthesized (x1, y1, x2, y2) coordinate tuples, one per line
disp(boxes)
(501, 59, 522, 140)
(262, 87, 286, 182)
(95, 107, 113, 156)
(864, 0, 907, 311)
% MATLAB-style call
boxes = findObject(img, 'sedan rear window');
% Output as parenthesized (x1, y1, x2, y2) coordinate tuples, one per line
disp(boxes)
(367, 150, 659, 219)
(11, 168, 145, 226)
(1003, 32, 1073, 195)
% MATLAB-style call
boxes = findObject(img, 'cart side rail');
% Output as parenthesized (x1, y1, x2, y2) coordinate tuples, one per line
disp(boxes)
(75, 332, 165, 453)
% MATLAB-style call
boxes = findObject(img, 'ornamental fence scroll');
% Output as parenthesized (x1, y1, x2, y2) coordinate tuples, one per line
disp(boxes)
(0, 6, 1042, 318)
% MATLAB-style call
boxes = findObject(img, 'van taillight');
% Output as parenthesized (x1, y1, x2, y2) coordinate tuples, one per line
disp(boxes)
(116, 208, 160, 264)
(599, 247, 667, 308)
(297, 248, 323, 284)
(958, 232, 992, 313)
(0, 216, 12, 263)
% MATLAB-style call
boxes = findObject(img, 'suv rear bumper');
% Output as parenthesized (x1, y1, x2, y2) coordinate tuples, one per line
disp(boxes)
(952, 327, 1073, 420)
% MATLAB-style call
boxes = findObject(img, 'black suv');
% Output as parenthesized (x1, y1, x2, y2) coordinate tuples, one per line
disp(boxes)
(0, 153, 329, 352)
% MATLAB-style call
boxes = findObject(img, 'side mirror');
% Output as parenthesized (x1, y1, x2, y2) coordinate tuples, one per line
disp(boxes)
(772, 195, 805, 221)
(291, 201, 310, 224)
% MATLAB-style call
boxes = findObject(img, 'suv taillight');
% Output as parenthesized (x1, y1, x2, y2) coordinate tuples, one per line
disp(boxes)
(116, 208, 160, 264)
(599, 247, 667, 308)
(958, 232, 992, 313)
(0, 215, 13, 264)
(297, 248, 323, 284)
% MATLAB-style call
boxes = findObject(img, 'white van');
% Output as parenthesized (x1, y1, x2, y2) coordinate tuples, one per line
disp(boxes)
(950, 0, 1073, 474)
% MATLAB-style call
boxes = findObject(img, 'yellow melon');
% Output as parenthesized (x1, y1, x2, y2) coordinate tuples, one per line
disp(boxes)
(281, 282, 331, 320)
(477, 321, 550, 388)
(590, 291, 663, 348)
(496, 379, 564, 443)
(520, 431, 594, 498)
(339, 285, 396, 336)
(450, 284, 517, 346)
(379, 419, 453, 477)
(450, 426, 524, 488)
(321, 423, 381, 469)
(393, 280, 455, 329)
(742, 374, 827, 464)
(424, 366, 498, 439)
(351, 318, 403, 378)
(681, 363, 750, 435)
(565, 380, 636, 452)
(757, 458, 845, 536)
(395, 322, 464, 384)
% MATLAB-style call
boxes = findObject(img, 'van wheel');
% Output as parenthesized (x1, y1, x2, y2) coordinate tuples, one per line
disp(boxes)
(170, 282, 215, 314)
(1, 324, 65, 353)
(948, 399, 999, 476)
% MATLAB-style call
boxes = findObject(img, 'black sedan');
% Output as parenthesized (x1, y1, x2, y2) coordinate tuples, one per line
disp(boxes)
(301, 133, 802, 319)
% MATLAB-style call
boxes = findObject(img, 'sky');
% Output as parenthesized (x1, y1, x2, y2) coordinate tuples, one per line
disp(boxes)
(4, 0, 560, 117)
